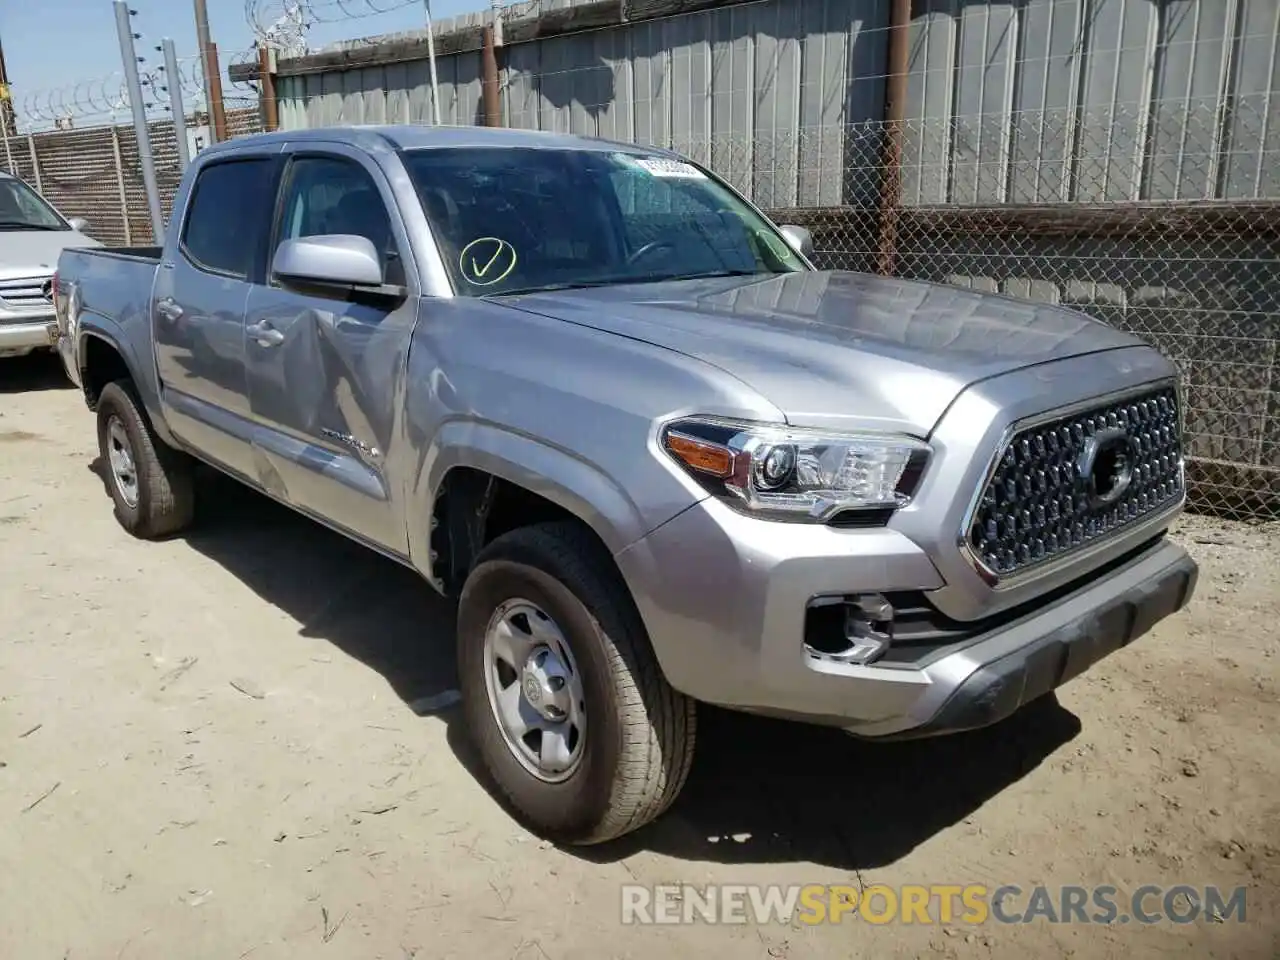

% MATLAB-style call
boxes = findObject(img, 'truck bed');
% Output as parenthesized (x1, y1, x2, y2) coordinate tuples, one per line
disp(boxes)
(58, 246, 162, 371)
(73, 245, 164, 263)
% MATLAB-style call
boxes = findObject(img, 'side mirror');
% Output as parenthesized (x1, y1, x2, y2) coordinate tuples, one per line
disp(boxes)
(272, 234, 386, 291)
(68, 217, 90, 233)
(778, 224, 814, 259)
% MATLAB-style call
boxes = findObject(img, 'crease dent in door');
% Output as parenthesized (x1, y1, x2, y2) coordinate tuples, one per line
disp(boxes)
(252, 304, 392, 505)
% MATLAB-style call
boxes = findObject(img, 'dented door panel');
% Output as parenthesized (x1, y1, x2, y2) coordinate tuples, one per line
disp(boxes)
(243, 285, 414, 554)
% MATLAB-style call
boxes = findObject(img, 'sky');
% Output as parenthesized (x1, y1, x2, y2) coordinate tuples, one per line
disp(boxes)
(1, 0, 482, 123)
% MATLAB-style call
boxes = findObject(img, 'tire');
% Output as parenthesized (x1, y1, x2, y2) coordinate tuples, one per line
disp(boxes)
(457, 520, 696, 844)
(96, 380, 195, 539)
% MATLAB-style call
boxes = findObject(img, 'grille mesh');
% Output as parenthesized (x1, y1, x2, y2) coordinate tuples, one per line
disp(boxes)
(0, 276, 52, 309)
(967, 385, 1184, 579)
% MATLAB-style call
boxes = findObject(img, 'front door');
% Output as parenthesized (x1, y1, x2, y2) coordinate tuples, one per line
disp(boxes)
(243, 148, 417, 555)
(154, 155, 278, 480)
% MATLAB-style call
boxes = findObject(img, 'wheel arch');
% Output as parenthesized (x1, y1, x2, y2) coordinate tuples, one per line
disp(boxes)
(415, 422, 652, 597)
(77, 323, 178, 448)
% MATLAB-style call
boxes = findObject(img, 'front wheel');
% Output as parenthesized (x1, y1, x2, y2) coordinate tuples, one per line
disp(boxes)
(457, 521, 696, 844)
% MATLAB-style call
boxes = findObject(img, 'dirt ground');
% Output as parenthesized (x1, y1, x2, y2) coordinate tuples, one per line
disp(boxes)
(1, 352, 1277, 960)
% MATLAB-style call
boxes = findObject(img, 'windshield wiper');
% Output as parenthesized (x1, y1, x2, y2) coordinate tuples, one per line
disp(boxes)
(493, 279, 627, 296)
(678, 269, 768, 280)
(0, 221, 63, 230)
(493, 270, 768, 297)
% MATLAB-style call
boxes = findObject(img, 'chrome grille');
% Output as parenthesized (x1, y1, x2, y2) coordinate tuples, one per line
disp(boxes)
(0, 275, 53, 309)
(966, 385, 1183, 580)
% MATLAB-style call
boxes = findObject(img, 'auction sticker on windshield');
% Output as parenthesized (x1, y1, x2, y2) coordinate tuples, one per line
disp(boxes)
(619, 154, 706, 179)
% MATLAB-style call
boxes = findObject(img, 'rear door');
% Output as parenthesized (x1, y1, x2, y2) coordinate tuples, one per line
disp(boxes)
(243, 145, 417, 555)
(154, 155, 278, 480)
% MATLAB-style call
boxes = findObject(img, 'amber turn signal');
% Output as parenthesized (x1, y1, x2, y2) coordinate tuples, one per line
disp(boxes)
(664, 431, 734, 478)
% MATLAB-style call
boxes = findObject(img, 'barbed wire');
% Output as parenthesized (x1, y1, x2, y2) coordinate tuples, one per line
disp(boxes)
(156, 54, 209, 105)
(245, 0, 423, 49)
(12, 0, 506, 129)
(13, 52, 209, 131)
(226, 47, 266, 99)
(18, 72, 135, 126)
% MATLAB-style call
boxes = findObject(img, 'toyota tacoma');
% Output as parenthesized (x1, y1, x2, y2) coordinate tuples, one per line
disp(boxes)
(54, 126, 1198, 844)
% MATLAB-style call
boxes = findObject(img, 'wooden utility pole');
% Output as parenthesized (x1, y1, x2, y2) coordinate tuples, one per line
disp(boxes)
(481, 25, 501, 127)
(193, 0, 227, 141)
(874, 0, 911, 277)
(0, 32, 18, 142)
(205, 41, 228, 141)
(258, 45, 278, 132)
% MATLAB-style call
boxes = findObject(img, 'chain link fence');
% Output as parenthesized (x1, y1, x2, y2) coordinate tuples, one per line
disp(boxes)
(1, 106, 265, 246)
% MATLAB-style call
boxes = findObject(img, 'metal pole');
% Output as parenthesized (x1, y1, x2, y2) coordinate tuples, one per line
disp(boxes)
(423, 0, 442, 125)
(26, 133, 41, 192)
(162, 38, 191, 170)
(114, 0, 164, 243)
(110, 125, 133, 245)
(192, 0, 217, 141)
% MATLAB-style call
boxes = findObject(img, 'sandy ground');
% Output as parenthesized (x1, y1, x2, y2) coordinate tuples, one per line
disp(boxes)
(0, 352, 1277, 960)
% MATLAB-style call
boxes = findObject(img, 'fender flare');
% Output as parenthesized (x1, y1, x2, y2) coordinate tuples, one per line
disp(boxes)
(76, 317, 178, 448)
(407, 419, 652, 583)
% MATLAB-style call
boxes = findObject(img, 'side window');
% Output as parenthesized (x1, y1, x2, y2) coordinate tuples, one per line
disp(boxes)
(274, 156, 402, 284)
(181, 159, 273, 278)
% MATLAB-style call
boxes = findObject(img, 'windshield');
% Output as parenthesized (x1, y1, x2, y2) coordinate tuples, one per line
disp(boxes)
(404, 146, 804, 295)
(0, 178, 67, 230)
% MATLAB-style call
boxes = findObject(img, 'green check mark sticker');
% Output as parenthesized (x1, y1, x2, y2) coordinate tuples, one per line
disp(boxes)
(459, 237, 518, 286)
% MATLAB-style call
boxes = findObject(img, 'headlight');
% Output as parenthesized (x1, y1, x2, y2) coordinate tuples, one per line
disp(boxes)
(661, 416, 929, 521)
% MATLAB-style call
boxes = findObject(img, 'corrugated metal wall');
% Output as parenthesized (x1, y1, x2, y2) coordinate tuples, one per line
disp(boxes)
(906, 0, 1280, 205)
(275, 0, 1280, 207)
(276, 0, 893, 207)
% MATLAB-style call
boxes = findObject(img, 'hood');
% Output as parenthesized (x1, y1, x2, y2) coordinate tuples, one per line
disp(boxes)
(500, 270, 1148, 434)
(0, 229, 100, 280)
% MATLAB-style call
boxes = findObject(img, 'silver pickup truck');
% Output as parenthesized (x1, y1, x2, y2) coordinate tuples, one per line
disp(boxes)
(55, 126, 1198, 844)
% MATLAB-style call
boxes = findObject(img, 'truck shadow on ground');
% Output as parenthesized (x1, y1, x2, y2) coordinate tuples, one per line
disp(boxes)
(107, 465, 1081, 871)
(1, 352, 75, 393)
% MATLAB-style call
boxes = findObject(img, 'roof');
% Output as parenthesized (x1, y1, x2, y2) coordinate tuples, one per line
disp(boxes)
(203, 124, 674, 159)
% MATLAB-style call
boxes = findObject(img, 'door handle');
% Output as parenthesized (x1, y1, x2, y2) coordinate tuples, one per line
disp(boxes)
(156, 297, 183, 321)
(247, 320, 285, 347)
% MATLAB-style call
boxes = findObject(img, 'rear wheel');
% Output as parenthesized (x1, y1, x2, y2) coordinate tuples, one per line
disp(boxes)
(457, 521, 696, 844)
(96, 380, 195, 539)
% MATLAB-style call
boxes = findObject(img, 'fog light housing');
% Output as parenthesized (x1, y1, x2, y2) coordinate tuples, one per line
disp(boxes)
(803, 593, 894, 665)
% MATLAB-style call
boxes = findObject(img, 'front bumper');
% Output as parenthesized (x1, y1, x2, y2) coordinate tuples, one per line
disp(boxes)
(615, 496, 1197, 738)
(0, 319, 58, 355)
(867, 541, 1197, 738)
